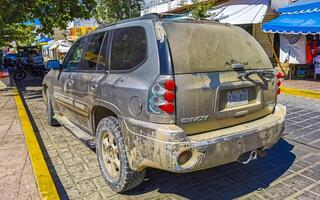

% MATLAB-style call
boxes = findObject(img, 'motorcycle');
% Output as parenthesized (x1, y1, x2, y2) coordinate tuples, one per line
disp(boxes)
(14, 59, 48, 80)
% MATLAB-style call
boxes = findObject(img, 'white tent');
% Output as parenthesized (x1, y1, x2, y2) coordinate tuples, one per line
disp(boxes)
(207, 0, 292, 25)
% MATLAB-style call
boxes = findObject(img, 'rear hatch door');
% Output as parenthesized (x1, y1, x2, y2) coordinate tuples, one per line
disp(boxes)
(163, 21, 277, 135)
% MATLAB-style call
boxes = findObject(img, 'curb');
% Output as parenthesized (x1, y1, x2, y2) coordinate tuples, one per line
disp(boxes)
(13, 88, 60, 200)
(281, 87, 320, 99)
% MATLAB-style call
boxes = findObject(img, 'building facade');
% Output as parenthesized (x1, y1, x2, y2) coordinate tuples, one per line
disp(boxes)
(66, 18, 98, 41)
(141, 0, 279, 59)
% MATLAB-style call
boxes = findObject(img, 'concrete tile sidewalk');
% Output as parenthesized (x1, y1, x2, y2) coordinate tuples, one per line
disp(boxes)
(283, 79, 320, 91)
(0, 78, 40, 200)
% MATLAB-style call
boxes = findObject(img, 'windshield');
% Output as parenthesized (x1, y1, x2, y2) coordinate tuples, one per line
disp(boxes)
(163, 21, 272, 74)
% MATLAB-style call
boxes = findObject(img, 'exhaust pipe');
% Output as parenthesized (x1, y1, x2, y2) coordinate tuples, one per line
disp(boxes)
(238, 149, 267, 165)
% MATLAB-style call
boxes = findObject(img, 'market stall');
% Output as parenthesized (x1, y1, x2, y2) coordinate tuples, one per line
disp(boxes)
(48, 40, 73, 61)
(262, 0, 320, 80)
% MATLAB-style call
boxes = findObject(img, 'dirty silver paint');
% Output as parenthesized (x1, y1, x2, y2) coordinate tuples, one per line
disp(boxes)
(43, 19, 286, 175)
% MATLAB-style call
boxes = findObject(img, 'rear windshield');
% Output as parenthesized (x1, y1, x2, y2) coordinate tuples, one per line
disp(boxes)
(163, 21, 272, 74)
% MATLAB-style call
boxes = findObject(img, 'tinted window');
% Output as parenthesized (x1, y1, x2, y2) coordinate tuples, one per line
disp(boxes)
(110, 27, 147, 71)
(83, 32, 105, 70)
(97, 32, 109, 70)
(64, 38, 86, 71)
(163, 22, 272, 74)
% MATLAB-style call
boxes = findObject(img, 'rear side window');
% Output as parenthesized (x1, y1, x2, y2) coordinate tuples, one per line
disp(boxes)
(83, 32, 105, 70)
(110, 27, 147, 71)
(163, 22, 272, 74)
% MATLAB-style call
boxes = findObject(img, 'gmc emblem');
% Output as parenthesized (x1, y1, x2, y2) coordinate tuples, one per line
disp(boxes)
(181, 115, 209, 124)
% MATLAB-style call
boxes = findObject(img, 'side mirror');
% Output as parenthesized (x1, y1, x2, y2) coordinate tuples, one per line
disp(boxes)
(46, 60, 61, 70)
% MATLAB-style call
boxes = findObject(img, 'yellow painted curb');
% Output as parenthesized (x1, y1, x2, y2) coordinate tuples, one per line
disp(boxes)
(13, 88, 60, 200)
(281, 87, 320, 99)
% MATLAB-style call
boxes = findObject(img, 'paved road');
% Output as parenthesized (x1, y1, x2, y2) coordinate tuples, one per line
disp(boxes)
(278, 95, 320, 149)
(17, 78, 320, 200)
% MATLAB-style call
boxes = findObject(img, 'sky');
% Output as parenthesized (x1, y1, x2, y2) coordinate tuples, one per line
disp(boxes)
(24, 19, 41, 26)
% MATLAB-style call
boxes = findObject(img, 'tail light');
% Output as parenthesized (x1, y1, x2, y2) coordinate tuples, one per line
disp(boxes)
(276, 71, 282, 79)
(149, 78, 176, 115)
(276, 72, 282, 95)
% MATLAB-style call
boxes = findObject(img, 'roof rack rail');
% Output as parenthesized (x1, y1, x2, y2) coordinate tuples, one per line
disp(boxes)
(96, 13, 193, 30)
(96, 14, 159, 30)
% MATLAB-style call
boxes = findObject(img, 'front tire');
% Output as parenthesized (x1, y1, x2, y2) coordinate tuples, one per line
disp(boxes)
(96, 117, 146, 192)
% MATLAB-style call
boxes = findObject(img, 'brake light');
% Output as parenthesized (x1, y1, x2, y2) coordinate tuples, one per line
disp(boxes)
(276, 72, 282, 95)
(149, 78, 176, 115)
(159, 103, 175, 114)
(276, 72, 282, 79)
(277, 80, 282, 87)
(164, 91, 175, 102)
(164, 80, 175, 91)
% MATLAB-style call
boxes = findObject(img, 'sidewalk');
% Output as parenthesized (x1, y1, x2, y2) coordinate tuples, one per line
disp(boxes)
(282, 79, 320, 99)
(283, 79, 320, 91)
(0, 78, 40, 200)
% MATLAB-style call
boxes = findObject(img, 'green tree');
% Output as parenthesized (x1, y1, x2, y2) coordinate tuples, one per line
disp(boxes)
(190, 0, 215, 19)
(0, 0, 96, 46)
(94, 0, 141, 23)
(0, 24, 36, 47)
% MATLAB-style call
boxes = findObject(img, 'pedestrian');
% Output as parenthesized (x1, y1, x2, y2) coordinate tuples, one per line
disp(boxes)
(313, 53, 320, 80)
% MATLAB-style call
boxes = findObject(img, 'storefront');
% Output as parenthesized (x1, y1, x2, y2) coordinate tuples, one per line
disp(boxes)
(48, 40, 73, 61)
(164, 0, 292, 60)
(262, 1, 320, 80)
(67, 26, 97, 41)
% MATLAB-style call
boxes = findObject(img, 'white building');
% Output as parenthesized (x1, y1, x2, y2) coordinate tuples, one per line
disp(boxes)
(67, 18, 98, 30)
(141, 0, 293, 59)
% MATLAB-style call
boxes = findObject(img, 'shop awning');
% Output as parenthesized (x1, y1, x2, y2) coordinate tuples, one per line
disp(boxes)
(207, 0, 269, 25)
(262, 0, 320, 35)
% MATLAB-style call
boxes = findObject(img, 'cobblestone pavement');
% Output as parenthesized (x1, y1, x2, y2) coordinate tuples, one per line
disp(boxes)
(278, 95, 320, 149)
(0, 79, 40, 200)
(18, 80, 320, 200)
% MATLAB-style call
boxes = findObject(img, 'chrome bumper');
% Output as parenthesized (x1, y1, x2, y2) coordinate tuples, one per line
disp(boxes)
(121, 104, 286, 172)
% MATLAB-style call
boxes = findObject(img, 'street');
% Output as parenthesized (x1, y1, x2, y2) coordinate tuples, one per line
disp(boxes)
(1, 1, 320, 199)
(14, 78, 320, 200)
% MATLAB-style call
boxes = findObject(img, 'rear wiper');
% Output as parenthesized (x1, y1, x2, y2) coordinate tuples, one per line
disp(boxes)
(238, 70, 274, 80)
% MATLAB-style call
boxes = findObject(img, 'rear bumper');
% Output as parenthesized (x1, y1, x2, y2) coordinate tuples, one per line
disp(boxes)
(121, 104, 286, 172)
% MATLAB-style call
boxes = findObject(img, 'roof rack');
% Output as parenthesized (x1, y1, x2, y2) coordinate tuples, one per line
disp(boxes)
(96, 13, 194, 30)
(96, 14, 157, 30)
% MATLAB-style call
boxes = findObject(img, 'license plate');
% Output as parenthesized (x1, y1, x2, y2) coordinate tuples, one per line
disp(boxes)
(226, 89, 249, 108)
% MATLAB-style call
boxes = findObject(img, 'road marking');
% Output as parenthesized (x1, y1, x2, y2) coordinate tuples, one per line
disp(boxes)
(281, 87, 320, 99)
(13, 88, 60, 200)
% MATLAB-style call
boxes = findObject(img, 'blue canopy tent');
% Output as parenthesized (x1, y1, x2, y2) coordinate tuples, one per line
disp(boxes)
(262, 1, 320, 79)
(37, 37, 52, 43)
(262, 0, 320, 35)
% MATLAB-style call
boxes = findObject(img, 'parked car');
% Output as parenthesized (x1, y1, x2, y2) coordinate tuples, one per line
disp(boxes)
(0, 51, 3, 66)
(17, 48, 44, 68)
(3, 53, 17, 68)
(43, 14, 286, 192)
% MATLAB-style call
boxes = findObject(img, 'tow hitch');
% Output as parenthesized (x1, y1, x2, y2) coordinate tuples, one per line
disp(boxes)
(238, 149, 267, 164)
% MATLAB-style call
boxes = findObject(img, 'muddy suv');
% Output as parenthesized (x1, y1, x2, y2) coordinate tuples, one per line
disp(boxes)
(43, 14, 286, 192)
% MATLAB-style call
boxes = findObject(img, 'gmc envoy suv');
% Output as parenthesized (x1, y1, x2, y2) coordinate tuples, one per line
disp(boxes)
(43, 14, 286, 192)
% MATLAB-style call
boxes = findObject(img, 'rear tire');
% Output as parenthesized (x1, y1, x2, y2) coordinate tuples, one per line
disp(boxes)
(96, 116, 146, 192)
(46, 91, 59, 126)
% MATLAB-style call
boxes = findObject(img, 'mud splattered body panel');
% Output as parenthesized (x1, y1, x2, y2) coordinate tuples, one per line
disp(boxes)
(121, 105, 286, 172)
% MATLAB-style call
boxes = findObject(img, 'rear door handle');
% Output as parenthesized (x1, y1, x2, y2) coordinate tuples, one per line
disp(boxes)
(91, 83, 98, 91)
(67, 80, 74, 86)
